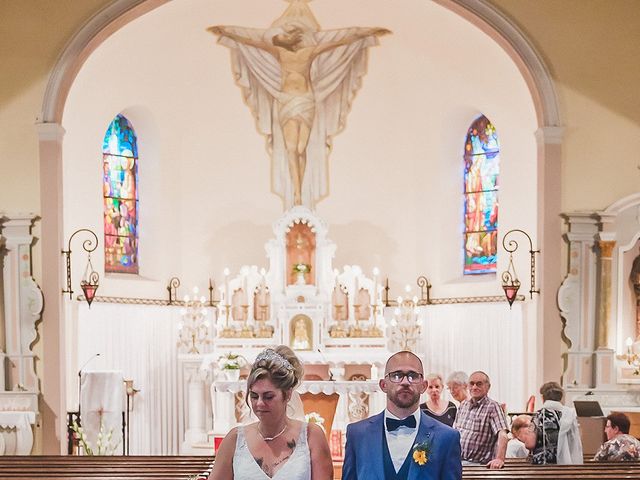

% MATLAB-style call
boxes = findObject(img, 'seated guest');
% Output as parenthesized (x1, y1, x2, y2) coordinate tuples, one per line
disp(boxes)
(510, 414, 535, 456)
(420, 373, 457, 426)
(593, 412, 640, 462)
(453, 371, 509, 468)
(446, 371, 469, 404)
(506, 416, 531, 458)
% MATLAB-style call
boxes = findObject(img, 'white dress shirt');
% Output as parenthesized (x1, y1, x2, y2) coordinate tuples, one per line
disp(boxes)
(384, 408, 421, 472)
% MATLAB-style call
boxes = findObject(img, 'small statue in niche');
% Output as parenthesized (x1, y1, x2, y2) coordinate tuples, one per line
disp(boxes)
(291, 315, 311, 350)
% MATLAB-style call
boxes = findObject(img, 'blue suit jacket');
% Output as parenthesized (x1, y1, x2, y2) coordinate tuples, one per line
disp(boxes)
(342, 411, 462, 480)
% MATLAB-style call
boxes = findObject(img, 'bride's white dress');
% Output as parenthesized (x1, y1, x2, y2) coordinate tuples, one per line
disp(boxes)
(232, 422, 311, 480)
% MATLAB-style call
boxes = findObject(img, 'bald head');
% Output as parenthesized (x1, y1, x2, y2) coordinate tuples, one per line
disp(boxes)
(470, 371, 490, 384)
(385, 351, 424, 375)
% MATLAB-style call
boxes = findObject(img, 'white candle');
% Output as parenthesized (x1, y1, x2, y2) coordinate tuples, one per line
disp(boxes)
(372, 267, 379, 304)
(354, 275, 359, 298)
(242, 275, 248, 303)
(223, 267, 230, 305)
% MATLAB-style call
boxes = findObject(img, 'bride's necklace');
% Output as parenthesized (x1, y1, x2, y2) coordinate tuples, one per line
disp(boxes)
(258, 422, 288, 442)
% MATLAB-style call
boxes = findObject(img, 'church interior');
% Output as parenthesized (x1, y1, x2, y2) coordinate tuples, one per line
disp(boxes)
(1, 0, 640, 462)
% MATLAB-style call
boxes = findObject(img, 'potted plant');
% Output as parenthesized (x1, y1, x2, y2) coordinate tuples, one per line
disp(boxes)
(217, 352, 247, 381)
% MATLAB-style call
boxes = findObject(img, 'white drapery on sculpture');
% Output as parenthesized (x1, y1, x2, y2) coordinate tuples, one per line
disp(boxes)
(218, 26, 380, 208)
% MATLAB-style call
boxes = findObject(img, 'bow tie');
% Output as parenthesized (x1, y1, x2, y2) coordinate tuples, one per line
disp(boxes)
(386, 415, 417, 432)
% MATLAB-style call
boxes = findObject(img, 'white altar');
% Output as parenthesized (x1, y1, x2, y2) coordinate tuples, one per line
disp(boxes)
(175, 207, 527, 455)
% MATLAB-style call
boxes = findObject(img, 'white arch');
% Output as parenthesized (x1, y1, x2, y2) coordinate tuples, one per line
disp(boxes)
(36, 0, 564, 452)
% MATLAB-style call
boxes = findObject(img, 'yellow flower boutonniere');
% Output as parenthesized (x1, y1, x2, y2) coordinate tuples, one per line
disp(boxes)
(412, 441, 432, 466)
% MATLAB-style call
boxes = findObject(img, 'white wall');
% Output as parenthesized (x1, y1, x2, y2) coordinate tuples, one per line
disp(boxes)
(62, 0, 537, 298)
(62, 0, 539, 411)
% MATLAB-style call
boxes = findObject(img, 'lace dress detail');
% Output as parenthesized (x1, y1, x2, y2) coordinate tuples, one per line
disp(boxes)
(232, 423, 311, 480)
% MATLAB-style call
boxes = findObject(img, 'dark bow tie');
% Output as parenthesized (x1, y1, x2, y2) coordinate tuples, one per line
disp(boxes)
(386, 415, 417, 432)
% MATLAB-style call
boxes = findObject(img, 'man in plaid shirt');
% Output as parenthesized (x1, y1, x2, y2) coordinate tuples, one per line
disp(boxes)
(452, 371, 509, 469)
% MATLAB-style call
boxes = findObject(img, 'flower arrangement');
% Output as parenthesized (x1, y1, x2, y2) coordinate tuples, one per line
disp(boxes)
(304, 412, 326, 433)
(217, 352, 247, 370)
(292, 263, 311, 274)
(412, 441, 432, 466)
(71, 419, 121, 456)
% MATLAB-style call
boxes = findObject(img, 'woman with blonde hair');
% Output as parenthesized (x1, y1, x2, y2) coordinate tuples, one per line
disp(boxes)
(420, 373, 457, 427)
(208, 345, 333, 479)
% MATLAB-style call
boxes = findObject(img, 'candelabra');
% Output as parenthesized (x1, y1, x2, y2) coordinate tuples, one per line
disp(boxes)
(390, 287, 422, 352)
(624, 337, 640, 375)
(177, 287, 212, 354)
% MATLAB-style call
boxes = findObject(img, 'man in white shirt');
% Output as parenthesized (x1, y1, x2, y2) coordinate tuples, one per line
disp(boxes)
(342, 351, 462, 479)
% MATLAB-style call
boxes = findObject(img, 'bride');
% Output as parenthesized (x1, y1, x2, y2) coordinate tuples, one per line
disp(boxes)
(208, 345, 333, 479)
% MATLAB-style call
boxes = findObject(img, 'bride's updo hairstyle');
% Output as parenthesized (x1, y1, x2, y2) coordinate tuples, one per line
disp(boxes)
(246, 345, 304, 400)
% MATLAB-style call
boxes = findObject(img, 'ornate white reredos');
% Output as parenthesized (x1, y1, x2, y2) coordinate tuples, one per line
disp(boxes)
(211, 206, 388, 364)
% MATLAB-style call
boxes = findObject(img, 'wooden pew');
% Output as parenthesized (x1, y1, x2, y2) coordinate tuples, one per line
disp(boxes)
(0, 456, 213, 479)
(332, 459, 640, 479)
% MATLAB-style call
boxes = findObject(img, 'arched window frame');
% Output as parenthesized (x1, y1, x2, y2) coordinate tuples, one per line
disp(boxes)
(102, 114, 139, 274)
(463, 115, 499, 275)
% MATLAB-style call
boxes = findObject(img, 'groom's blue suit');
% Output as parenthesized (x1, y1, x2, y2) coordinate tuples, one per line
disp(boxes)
(342, 411, 462, 480)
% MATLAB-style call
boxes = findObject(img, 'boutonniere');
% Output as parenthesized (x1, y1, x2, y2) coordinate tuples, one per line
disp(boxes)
(412, 440, 432, 466)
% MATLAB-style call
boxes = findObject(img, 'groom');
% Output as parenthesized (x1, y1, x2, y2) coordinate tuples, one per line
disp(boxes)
(342, 351, 462, 479)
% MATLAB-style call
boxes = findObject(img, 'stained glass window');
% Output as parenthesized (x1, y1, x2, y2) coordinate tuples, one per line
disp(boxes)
(102, 114, 138, 274)
(463, 115, 499, 275)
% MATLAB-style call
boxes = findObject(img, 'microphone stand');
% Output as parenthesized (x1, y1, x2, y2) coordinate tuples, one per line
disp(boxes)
(317, 349, 334, 381)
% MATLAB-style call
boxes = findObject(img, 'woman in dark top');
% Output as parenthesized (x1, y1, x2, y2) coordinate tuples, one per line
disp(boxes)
(420, 373, 457, 427)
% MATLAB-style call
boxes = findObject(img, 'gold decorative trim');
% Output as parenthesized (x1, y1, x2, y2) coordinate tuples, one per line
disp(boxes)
(429, 295, 525, 305)
(77, 295, 188, 306)
(80, 293, 523, 307)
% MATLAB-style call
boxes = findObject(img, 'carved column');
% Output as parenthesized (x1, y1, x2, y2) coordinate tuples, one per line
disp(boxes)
(1, 216, 43, 392)
(0, 215, 42, 455)
(631, 252, 640, 340)
(37, 121, 67, 453)
(558, 213, 599, 388)
(594, 229, 616, 388)
(596, 240, 616, 349)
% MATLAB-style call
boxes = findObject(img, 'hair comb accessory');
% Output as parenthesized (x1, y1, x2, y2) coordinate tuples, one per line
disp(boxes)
(254, 349, 294, 371)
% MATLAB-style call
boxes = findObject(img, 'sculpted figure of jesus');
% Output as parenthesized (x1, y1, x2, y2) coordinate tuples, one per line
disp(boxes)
(208, 3, 390, 207)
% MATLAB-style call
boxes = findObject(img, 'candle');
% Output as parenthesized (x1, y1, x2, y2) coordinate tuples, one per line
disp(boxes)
(223, 267, 230, 305)
(354, 275, 359, 298)
(242, 275, 248, 304)
(372, 267, 379, 304)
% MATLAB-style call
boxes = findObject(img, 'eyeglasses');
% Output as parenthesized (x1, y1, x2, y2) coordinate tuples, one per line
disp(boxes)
(469, 381, 486, 387)
(386, 371, 423, 384)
